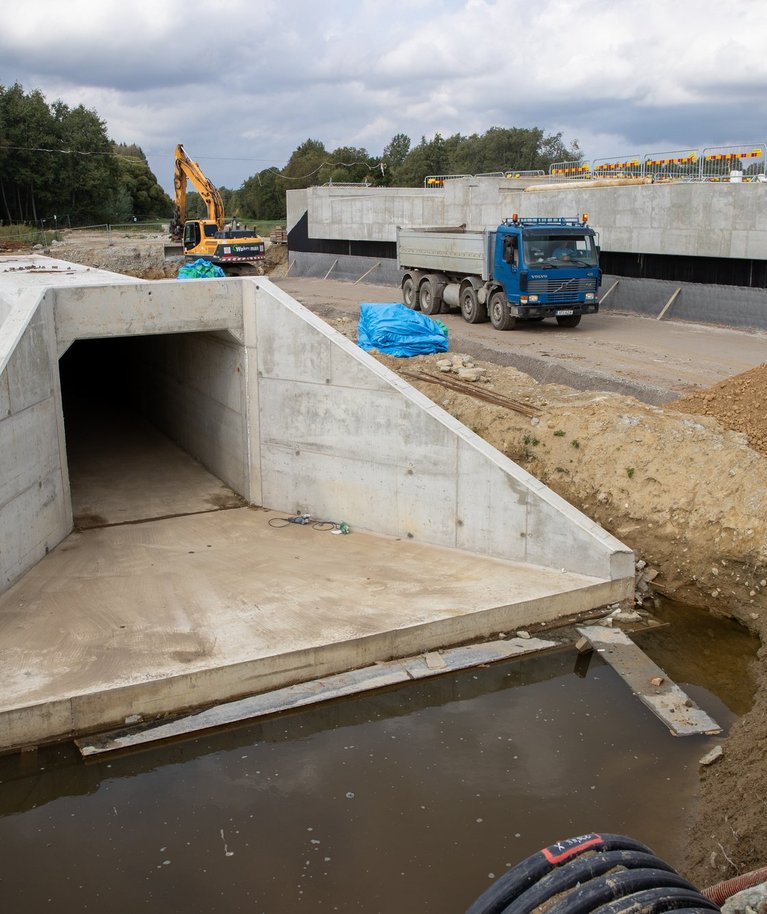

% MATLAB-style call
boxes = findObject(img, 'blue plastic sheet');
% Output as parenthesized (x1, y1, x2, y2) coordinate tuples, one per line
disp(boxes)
(178, 258, 226, 280)
(357, 303, 449, 357)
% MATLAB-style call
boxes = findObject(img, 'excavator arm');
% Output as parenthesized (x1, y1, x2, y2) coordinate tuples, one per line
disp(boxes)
(172, 143, 225, 233)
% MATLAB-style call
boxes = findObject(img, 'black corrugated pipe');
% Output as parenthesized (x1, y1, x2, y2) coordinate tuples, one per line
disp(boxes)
(465, 834, 720, 914)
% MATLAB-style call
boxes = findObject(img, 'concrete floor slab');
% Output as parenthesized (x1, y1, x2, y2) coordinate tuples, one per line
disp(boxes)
(0, 507, 618, 753)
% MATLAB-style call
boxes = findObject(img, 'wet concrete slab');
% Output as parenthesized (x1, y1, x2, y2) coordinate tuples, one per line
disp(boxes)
(0, 507, 615, 753)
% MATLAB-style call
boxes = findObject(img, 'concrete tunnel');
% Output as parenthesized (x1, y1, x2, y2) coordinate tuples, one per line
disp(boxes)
(0, 260, 637, 750)
(58, 333, 247, 529)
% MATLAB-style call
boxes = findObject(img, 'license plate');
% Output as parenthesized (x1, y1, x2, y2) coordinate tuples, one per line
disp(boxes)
(556, 309, 574, 316)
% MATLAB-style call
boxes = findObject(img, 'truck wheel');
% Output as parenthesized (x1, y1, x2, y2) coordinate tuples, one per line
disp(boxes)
(489, 291, 517, 330)
(418, 279, 442, 315)
(556, 314, 582, 328)
(402, 276, 418, 309)
(460, 286, 488, 323)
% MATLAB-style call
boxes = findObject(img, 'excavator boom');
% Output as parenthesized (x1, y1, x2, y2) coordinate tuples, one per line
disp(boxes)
(171, 144, 225, 234)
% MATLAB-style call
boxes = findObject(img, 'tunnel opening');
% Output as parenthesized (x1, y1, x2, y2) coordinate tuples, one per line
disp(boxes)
(59, 333, 246, 529)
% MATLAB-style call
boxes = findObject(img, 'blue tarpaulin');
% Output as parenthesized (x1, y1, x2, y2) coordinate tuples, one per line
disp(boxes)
(178, 258, 226, 280)
(357, 303, 448, 357)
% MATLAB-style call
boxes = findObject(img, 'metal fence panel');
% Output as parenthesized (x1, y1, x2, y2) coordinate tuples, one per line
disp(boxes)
(700, 144, 767, 181)
(549, 161, 591, 181)
(642, 149, 698, 181)
(592, 156, 643, 178)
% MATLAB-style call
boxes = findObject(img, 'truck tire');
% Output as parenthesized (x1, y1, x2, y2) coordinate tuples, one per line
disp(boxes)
(402, 276, 418, 309)
(489, 290, 517, 330)
(556, 314, 582, 328)
(460, 285, 488, 323)
(418, 278, 442, 315)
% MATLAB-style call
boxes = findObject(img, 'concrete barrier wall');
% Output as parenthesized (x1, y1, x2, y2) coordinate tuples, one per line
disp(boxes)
(252, 280, 633, 582)
(289, 179, 767, 259)
(0, 290, 71, 590)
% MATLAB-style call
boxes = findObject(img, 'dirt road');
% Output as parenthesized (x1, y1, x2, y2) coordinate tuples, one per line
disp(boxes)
(276, 277, 767, 403)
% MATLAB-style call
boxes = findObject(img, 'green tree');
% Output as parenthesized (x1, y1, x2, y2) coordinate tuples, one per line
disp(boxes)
(113, 142, 173, 219)
(52, 102, 120, 223)
(321, 145, 374, 185)
(0, 83, 57, 224)
(239, 168, 285, 221)
(392, 133, 451, 187)
(281, 138, 328, 189)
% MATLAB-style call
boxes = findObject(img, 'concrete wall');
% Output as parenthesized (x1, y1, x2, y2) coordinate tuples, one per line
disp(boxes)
(600, 274, 767, 328)
(0, 290, 71, 590)
(136, 331, 254, 501)
(288, 178, 767, 259)
(251, 281, 632, 582)
(0, 265, 633, 596)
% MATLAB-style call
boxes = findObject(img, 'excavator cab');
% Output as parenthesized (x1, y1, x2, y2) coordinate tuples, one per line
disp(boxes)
(183, 221, 201, 251)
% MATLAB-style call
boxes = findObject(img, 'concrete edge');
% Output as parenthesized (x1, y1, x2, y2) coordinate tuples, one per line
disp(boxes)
(1, 577, 629, 753)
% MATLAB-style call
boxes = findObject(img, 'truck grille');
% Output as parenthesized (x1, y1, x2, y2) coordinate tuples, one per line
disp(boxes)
(528, 276, 597, 302)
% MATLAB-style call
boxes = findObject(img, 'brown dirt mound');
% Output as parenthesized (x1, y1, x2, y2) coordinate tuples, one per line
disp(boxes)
(670, 362, 767, 457)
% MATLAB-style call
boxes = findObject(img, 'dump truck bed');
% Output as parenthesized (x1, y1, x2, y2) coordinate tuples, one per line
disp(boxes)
(397, 227, 495, 280)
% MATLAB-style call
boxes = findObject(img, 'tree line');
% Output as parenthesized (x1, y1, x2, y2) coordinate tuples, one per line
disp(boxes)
(1, 83, 580, 227)
(0, 83, 172, 226)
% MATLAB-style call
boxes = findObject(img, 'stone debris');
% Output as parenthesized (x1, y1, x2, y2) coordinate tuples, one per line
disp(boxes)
(721, 882, 767, 914)
(699, 745, 724, 766)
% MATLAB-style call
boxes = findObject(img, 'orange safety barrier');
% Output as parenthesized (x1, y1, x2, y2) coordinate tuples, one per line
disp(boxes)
(645, 156, 697, 166)
(551, 166, 590, 175)
(705, 150, 762, 160)
(594, 161, 640, 171)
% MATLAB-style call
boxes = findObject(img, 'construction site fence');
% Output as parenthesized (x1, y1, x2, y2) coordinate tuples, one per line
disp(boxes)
(423, 142, 767, 186)
(550, 142, 767, 183)
(1, 221, 169, 249)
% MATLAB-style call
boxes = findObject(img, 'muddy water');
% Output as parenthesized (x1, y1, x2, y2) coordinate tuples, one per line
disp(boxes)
(0, 606, 757, 913)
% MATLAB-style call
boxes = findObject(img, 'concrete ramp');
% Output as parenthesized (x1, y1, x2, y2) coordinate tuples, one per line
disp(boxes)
(0, 255, 634, 751)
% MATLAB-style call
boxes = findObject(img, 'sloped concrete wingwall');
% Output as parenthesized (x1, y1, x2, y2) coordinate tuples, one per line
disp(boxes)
(250, 280, 633, 583)
(0, 290, 71, 590)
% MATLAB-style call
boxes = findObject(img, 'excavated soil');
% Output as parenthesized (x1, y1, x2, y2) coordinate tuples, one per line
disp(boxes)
(8, 235, 765, 885)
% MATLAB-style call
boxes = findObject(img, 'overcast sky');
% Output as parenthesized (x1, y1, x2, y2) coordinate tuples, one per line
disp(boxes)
(2, 0, 767, 193)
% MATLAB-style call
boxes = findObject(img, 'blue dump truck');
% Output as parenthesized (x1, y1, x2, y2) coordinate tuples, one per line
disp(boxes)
(397, 215, 601, 330)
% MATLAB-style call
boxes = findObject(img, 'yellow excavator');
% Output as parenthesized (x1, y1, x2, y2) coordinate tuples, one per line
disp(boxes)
(167, 143, 266, 275)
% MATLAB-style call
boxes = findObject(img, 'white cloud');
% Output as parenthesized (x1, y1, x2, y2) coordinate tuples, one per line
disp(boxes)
(2, 0, 766, 191)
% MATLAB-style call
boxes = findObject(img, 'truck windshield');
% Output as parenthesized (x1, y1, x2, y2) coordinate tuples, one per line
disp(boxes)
(523, 233, 598, 268)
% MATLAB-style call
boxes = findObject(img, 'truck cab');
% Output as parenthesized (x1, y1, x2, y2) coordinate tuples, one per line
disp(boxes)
(490, 216, 601, 329)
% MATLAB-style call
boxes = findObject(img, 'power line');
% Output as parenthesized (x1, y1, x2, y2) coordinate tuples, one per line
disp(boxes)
(2, 143, 383, 183)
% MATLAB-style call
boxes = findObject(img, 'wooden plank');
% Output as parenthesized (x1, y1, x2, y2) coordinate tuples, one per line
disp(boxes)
(76, 637, 556, 757)
(657, 287, 682, 321)
(576, 625, 721, 736)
